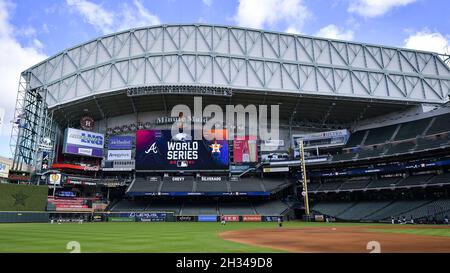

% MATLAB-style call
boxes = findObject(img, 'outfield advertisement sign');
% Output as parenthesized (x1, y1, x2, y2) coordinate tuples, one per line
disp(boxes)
(263, 216, 281, 222)
(222, 215, 240, 222)
(107, 150, 132, 160)
(108, 136, 133, 150)
(108, 217, 135, 222)
(198, 215, 218, 222)
(177, 216, 196, 222)
(0, 162, 9, 178)
(233, 136, 258, 163)
(136, 130, 229, 171)
(63, 128, 104, 158)
(133, 212, 168, 222)
(243, 215, 262, 222)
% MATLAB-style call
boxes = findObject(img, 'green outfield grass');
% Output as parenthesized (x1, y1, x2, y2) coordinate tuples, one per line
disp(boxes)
(0, 221, 448, 253)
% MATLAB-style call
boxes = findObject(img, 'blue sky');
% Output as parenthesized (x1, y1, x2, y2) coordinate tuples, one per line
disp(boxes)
(0, 0, 450, 159)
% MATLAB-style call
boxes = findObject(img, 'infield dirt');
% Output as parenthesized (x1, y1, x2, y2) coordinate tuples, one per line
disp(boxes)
(219, 226, 450, 253)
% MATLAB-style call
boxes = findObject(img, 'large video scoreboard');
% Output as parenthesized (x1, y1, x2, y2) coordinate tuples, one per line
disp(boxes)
(135, 130, 229, 171)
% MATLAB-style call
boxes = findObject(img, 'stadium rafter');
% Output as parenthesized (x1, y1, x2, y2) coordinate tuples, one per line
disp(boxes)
(9, 24, 450, 172)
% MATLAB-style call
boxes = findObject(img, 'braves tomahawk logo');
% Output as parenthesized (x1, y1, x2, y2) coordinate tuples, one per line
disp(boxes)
(145, 142, 158, 154)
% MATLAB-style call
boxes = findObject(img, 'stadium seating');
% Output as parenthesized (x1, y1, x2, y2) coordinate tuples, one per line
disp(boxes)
(47, 197, 95, 212)
(317, 181, 343, 191)
(384, 141, 415, 155)
(306, 182, 321, 192)
(160, 180, 194, 192)
(253, 200, 290, 215)
(180, 201, 218, 215)
(110, 199, 148, 211)
(400, 199, 450, 221)
(146, 201, 182, 214)
(127, 177, 161, 193)
(339, 179, 371, 191)
(415, 137, 450, 151)
(337, 201, 392, 221)
(332, 152, 356, 162)
(396, 174, 435, 187)
(110, 199, 291, 216)
(195, 181, 229, 192)
(427, 172, 450, 185)
(312, 199, 450, 222)
(345, 130, 366, 148)
(311, 172, 450, 192)
(261, 178, 291, 192)
(219, 201, 256, 215)
(364, 200, 434, 221)
(426, 113, 450, 135)
(394, 118, 431, 141)
(312, 202, 356, 216)
(357, 147, 385, 159)
(366, 177, 401, 189)
(126, 177, 288, 194)
(364, 125, 397, 146)
(229, 178, 265, 192)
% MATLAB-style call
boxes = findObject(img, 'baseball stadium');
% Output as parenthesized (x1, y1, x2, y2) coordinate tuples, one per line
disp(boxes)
(2, 24, 450, 253)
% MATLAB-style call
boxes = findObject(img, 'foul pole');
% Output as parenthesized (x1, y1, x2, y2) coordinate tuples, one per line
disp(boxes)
(298, 140, 310, 216)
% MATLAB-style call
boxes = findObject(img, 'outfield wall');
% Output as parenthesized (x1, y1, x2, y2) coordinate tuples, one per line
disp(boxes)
(0, 184, 48, 212)
(0, 212, 49, 223)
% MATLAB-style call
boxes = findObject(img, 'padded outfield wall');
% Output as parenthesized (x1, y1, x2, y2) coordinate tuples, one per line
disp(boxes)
(0, 183, 48, 212)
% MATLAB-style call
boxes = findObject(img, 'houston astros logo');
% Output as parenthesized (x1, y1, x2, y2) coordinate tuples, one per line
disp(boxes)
(209, 140, 222, 154)
(145, 142, 158, 154)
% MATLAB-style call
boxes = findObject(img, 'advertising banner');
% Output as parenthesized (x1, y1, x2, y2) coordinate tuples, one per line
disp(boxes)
(163, 176, 194, 182)
(0, 162, 9, 178)
(222, 215, 240, 222)
(136, 130, 229, 171)
(263, 216, 281, 222)
(133, 212, 168, 222)
(48, 173, 61, 185)
(243, 215, 262, 222)
(314, 214, 325, 222)
(197, 176, 225, 182)
(108, 217, 135, 222)
(63, 128, 104, 158)
(198, 215, 218, 222)
(107, 150, 132, 161)
(263, 167, 290, 173)
(177, 216, 196, 222)
(108, 136, 133, 150)
(233, 136, 258, 163)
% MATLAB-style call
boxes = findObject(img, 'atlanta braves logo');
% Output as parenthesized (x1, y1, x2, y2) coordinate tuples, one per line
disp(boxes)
(145, 142, 158, 154)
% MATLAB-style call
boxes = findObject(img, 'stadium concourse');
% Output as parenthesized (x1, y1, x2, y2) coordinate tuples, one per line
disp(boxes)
(3, 24, 450, 225)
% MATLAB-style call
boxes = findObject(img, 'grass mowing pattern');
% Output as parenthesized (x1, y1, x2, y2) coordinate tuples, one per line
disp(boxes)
(369, 226, 450, 238)
(0, 222, 447, 253)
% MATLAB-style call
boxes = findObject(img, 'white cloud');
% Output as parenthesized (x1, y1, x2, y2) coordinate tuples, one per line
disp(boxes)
(348, 0, 417, 18)
(66, 0, 114, 33)
(404, 30, 450, 55)
(66, 0, 160, 34)
(118, 0, 160, 31)
(202, 0, 213, 7)
(233, 0, 311, 32)
(0, 0, 47, 140)
(316, 24, 354, 41)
